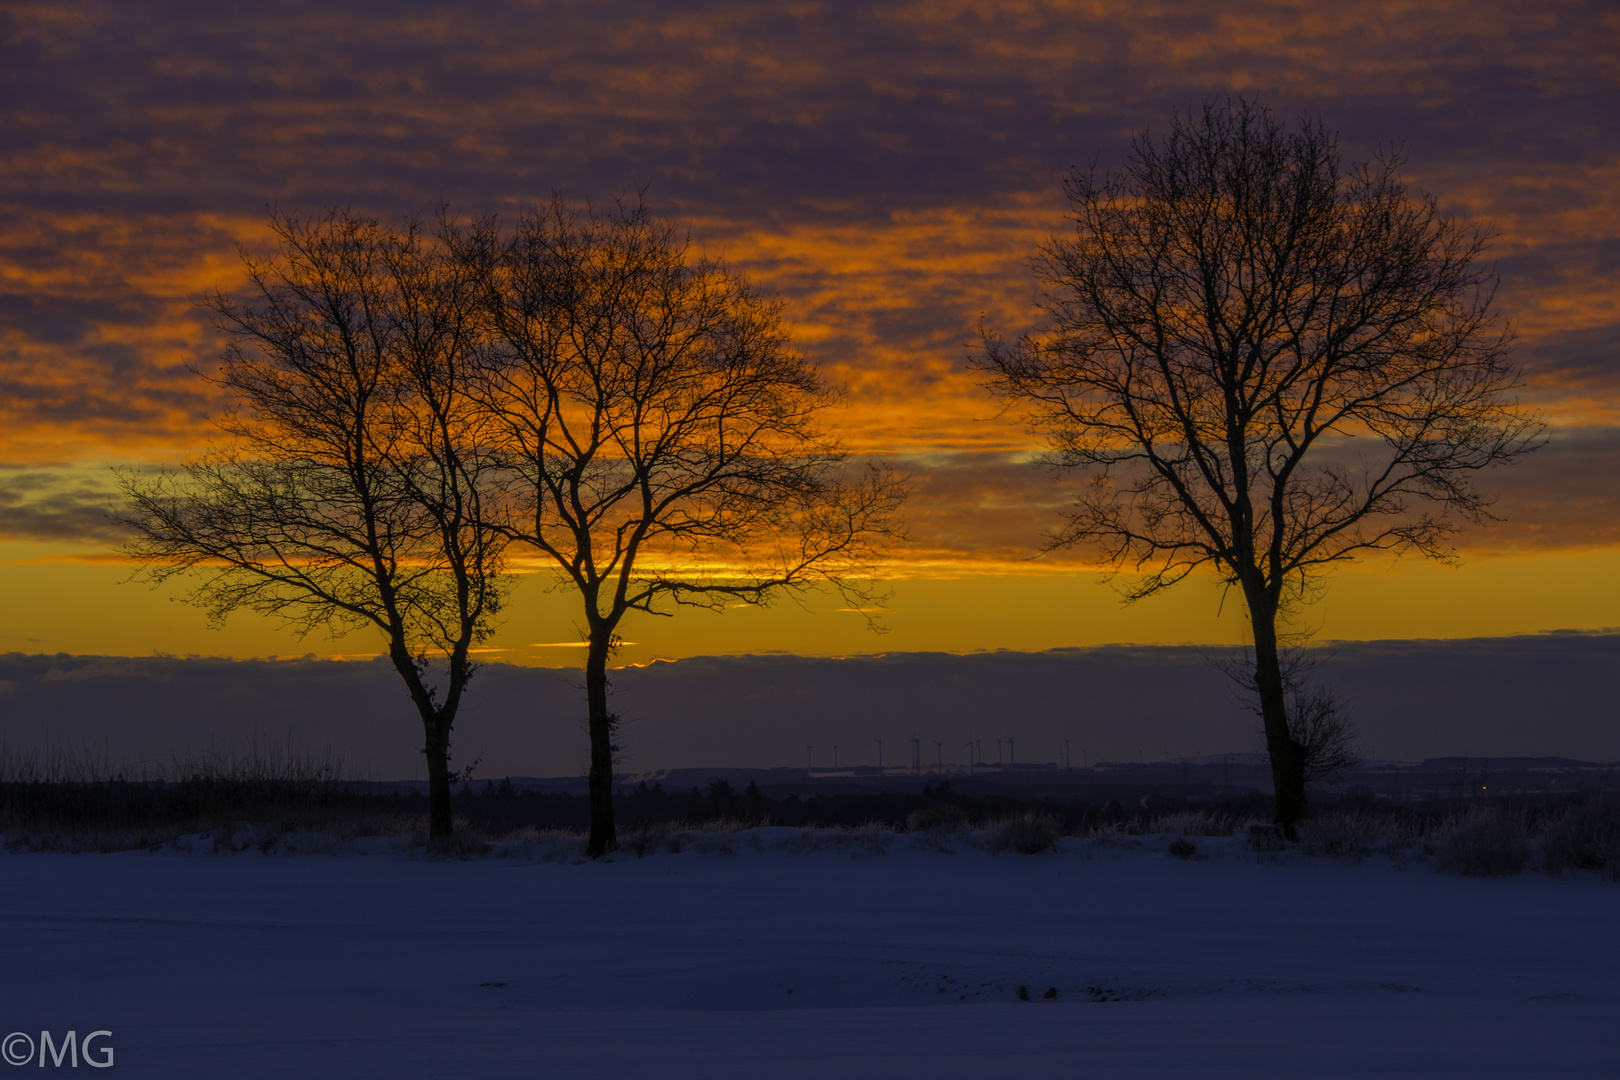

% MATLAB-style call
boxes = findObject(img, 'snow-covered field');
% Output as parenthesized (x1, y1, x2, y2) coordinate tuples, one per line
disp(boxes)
(2, 832, 1615, 1078)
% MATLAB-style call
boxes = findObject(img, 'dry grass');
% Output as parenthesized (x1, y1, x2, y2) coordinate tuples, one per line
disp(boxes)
(1539, 800, 1620, 880)
(1297, 810, 1419, 862)
(0, 736, 392, 853)
(8, 744, 1620, 883)
(489, 827, 585, 862)
(0, 736, 350, 787)
(1150, 810, 1253, 838)
(4, 811, 428, 856)
(620, 819, 682, 858)
(906, 804, 968, 834)
(1430, 804, 1530, 877)
(772, 822, 895, 856)
(906, 804, 968, 851)
(989, 813, 1059, 855)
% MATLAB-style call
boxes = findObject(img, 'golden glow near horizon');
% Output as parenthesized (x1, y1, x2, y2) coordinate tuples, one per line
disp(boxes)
(5, 540, 1618, 667)
(2, 1, 1617, 663)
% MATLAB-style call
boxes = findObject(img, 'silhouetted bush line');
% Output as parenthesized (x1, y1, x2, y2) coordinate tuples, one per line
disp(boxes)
(0, 774, 1167, 835)
(2, 775, 1610, 846)
(0, 777, 387, 832)
(6, 774, 1618, 879)
(456, 778, 1286, 836)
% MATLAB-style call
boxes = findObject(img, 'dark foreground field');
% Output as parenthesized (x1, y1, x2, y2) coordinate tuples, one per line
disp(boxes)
(3, 828, 1617, 1078)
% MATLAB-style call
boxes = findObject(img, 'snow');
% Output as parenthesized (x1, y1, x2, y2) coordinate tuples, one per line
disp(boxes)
(2, 833, 1615, 1077)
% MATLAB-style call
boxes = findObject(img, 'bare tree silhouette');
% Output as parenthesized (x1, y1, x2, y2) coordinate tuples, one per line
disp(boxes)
(977, 98, 1542, 829)
(460, 199, 906, 856)
(1218, 647, 1359, 786)
(117, 210, 507, 841)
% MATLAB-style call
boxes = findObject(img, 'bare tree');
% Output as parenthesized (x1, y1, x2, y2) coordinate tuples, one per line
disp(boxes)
(1288, 685, 1359, 784)
(117, 209, 506, 841)
(461, 199, 905, 857)
(977, 98, 1542, 829)
(1218, 647, 1359, 785)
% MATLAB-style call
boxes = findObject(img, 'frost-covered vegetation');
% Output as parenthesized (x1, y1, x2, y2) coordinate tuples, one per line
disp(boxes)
(5, 741, 1617, 879)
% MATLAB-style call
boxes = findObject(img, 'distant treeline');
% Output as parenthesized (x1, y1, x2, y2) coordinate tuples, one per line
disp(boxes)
(0, 773, 1272, 836)
(8, 773, 1605, 841)
(450, 778, 1271, 834)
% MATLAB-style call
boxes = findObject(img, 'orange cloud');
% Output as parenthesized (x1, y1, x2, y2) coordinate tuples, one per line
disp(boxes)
(2, 0, 1614, 570)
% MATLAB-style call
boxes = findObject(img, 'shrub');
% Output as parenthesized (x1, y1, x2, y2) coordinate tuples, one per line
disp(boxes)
(622, 819, 679, 858)
(1153, 810, 1240, 837)
(906, 804, 968, 833)
(1298, 810, 1412, 861)
(427, 823, 492, 859)
(991, 813, 1058, 855)
(823, 822, 896, 856)
(1168, 838, 1197, 859)
(1431, 804, 1528, 877)
(907, 805, 967, 853)
(1539, 799, 1620, 880)
(490, 827, 582, 862)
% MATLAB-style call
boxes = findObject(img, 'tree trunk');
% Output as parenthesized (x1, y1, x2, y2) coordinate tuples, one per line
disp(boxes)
(423, 716, 454, 842)
(584, 633, 618, 857)
(387, 639, 457, 842)
(1245, 594, 1308, 833)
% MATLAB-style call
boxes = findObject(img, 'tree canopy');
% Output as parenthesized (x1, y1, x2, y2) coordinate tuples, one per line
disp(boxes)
(978, 98, 1542, 826)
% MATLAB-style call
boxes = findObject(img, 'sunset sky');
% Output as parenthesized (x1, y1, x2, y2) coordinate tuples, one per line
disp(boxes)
(3, 0, 1616, 667)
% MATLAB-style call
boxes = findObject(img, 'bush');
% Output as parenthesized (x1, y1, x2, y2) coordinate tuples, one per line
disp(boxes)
(426, 823, 492, 859)
(1539, 799, 1620, 880)
(1152, 810, 1242, 837)
(1298, 810, 1412, 861)
(1168, 838, 1196, 859)
(1431, 805, 1528, 877)
(490, 827, 583, 862)
(621, 819, 680, 858)
(907, 804, 969, 833)
(991, 813, 1058, 855)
